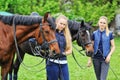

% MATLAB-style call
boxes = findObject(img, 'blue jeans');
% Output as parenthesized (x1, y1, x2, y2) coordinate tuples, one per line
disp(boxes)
(46, 61, 69, 80)
(93, 59, 109, 80)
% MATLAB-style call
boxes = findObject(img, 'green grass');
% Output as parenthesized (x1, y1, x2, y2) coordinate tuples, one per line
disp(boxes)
(0, 37, 120, 80)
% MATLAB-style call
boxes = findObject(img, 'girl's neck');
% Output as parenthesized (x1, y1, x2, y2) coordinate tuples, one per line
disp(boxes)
(56, 29, 63, 33)
(99, 28, 105, 32)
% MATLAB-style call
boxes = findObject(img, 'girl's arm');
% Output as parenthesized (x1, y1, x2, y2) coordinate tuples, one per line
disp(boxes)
(105, 39, 115, 63)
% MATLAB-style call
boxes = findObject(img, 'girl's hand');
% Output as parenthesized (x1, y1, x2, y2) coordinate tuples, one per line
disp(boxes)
(87, 57, 92, 67)
(105, 55, 111, 63)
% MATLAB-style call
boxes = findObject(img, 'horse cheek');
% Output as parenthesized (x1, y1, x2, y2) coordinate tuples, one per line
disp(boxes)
(35, 30, 43, 44)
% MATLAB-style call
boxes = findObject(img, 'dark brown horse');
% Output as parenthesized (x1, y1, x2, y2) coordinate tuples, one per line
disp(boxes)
(10, 19, 93, 80)
(0, 13, 60, 80)
(68, 20, 94, 56)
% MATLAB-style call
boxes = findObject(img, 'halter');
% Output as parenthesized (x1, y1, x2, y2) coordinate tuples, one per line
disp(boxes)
(77, 27, 92, 50)
(76, 27, 93, 57)
(39, 23, 57, 51)
(29, 23, 58, 58)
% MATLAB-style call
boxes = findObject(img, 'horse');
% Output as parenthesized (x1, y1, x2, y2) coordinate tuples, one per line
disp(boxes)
(68, 20, 94, 56)
(0, 13, 60, 80)
(10, 18, 93, 80)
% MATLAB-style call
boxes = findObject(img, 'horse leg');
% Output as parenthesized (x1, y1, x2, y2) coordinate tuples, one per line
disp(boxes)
(1, 66, 8, 80)
(8, 62, 13, 80)
(13, 47, 25, 80)
(8, 54, 15, 80)
(1, 53, 14, 80)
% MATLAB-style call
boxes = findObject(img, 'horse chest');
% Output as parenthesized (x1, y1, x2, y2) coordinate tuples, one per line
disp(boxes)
(0, 32, 12, 49)
(0, 38, 13, 63)
(0, 40, 11, 52)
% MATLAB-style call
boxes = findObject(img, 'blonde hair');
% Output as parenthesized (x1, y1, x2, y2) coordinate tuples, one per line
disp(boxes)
(56, 15, 72, 52)
(98, 16, 110, 36)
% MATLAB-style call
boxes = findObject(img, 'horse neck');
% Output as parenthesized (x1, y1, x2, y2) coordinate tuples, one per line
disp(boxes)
(70, 28, 79, 41)
(68, 20, 80, 41)
(15, 24, 39, 44)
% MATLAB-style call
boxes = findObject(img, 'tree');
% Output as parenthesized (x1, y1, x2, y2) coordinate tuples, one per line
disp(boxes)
(0, 0, 119, 26)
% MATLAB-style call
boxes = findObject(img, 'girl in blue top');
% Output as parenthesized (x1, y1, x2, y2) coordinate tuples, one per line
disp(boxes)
(46, 15, 72, 80)
(87, 16, 115, 80)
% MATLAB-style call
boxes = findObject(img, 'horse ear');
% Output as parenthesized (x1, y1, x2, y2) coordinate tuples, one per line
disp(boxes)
(43, 12, 51, 22)
(43, 13, 48, 22)
(81, 20, 84, 27)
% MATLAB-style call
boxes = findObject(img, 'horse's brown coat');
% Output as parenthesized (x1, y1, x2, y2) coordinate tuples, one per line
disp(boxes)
(0, 14, 60, 80)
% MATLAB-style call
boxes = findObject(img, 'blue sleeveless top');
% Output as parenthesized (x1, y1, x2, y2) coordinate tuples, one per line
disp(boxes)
(55, 29, 66, 60)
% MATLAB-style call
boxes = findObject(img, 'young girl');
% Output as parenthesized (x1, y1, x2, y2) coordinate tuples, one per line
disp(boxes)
(46, 15, 72, 80)
(88, 16, 115, 80)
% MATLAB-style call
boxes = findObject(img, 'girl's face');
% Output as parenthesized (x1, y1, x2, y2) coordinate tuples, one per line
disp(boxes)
(98, 18, 107, 30)
(57, 18, 67, 31)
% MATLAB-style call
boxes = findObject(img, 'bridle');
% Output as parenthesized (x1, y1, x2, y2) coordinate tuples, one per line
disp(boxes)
(39, 23, 57, 51)
(28, 22, 58, 59)
(13, 16, 58, 71)
(29, 23, 58, 58)
(76, 27, 92, 50)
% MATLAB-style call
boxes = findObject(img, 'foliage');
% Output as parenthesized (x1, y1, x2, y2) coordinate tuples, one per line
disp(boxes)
(0, 0, 119, 26)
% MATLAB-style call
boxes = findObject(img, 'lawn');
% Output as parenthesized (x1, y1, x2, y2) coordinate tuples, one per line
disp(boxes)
(0, 37, 120, 80)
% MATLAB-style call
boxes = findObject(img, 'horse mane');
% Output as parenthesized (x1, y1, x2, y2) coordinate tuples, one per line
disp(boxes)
(0, 14, 55, 30)
(0, 15, 42, 26)
(68, 20, 80, 30)
(0, 15, 14, 25)
(68, 20, 92, 30)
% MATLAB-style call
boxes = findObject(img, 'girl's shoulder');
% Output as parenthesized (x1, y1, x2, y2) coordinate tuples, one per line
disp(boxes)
(93, 29, 99, 34)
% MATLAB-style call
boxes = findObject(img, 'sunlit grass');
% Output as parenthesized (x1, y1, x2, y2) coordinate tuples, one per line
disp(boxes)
(18, 37, 120, 80)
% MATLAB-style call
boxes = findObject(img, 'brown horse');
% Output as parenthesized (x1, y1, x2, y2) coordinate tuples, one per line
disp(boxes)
(0, 13, 60, 80)
(9, 19, 94, 80)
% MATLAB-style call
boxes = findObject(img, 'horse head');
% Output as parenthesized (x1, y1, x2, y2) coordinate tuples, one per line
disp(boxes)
(34, 13, 60, 57)
(76, 20, 94, 57)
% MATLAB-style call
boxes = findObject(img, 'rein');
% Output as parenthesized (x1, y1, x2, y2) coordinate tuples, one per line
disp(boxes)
(72, 44, 87, 69)
(12, 16, 57, 72)
(13, 15, 46, 72)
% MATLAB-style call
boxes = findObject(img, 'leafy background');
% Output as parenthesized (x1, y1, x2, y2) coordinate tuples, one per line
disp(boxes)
(0, 0, 120, 26)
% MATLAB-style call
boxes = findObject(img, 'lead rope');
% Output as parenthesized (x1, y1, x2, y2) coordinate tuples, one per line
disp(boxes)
(72, 44, 87, 69)
(28, 41, 47, 58)
(72, 51, 84, 69)
(72, 44, 85, 56)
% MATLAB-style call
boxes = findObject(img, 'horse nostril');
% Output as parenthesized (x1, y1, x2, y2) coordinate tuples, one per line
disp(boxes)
(53, 50, 55, 53)
(86, 51, 93, 57)
(52, 50, 56, 54)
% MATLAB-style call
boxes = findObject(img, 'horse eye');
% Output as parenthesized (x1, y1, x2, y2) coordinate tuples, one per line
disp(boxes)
(45, 31, 49, 34)
(81, 34, 85, 36)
